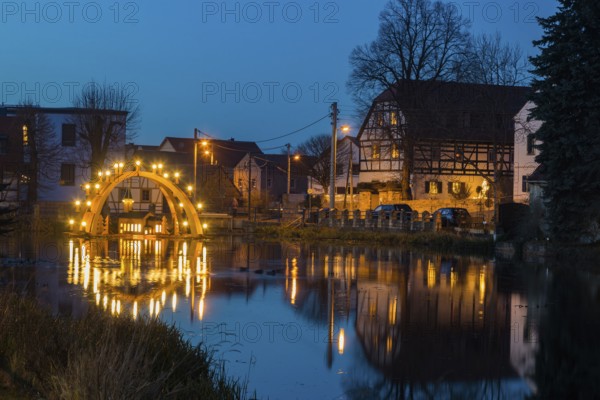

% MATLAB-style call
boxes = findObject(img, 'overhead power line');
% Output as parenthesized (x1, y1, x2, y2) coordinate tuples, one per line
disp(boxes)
(255, 114, 330, 143)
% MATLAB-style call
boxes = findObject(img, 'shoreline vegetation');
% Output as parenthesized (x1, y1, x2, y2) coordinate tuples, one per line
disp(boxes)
(254, 225, 495, 256)
(0, 291, 243, 400)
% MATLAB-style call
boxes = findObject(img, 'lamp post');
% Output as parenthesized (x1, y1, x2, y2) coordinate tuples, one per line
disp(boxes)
(286, 143, 291, 195)
(329, 103, 350, 211)
(193, 128, 198, 204)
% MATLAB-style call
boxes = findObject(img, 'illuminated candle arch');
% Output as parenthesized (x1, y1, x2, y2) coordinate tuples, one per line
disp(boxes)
(80, 170, 203, 236)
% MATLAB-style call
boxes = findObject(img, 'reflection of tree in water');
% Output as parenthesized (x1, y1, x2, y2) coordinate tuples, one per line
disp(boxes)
(530, 267, 600, 399)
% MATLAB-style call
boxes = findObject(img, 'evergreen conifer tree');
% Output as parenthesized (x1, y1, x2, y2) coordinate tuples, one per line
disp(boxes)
(530, 0, 600, 243)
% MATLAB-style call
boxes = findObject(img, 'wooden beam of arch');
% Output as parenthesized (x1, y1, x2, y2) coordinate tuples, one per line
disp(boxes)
(81, 170, 203, 236)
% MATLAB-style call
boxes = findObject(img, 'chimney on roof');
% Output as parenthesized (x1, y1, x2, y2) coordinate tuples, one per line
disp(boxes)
(230, 138, 235, 141)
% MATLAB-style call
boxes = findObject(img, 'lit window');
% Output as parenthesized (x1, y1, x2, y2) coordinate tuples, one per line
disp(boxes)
(426, 181, 441, 194)
(22, 125, 28, 145)
(451, 182, 462, 194)
(372, 144, 380, 159)
(391, 143, 399, 158)
(238, 178, 243, 188)
(390, 112, 398, 125)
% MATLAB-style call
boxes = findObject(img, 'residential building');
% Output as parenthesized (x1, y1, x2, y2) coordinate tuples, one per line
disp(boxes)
(0, 106, 127, 207)
(114, 137, 260, 214)
(356, 80, 530, 209)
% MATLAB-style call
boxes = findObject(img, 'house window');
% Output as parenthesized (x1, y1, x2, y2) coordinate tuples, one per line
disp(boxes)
(391, 142, 399, 158)
(266, 178, 272, 188)
(238, 178, 243, 188)
(372, 144, 380, 159)
(390, 112, 398, 125)
(60, 163, 75, 186)
(62, 124, 76, 147)
(526, 134, 535, 155)
(425, 181, 442, 194)
(251, 178, 256, 188)
(376, 113, 384, 126)
(22, 125, 29, 145)
(141, 189, 150, 202)
(522, 176, 529, 192)
(448, 181, 465, 194)
(0, 136, 8, 154)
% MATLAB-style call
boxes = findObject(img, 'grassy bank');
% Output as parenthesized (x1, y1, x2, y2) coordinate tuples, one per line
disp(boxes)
(255, 225, 494, 255)
(0, 291, 242, 400)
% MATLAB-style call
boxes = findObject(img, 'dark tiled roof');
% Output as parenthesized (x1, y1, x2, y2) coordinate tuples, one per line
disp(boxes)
(161, 137, 262, 169)
(257, 154, 315, 175)
(364, 80, 531, 143)
(528, 164, 546, 182)
(0, 106, 128, 116)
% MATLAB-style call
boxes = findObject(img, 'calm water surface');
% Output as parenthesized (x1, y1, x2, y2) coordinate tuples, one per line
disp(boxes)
(1, 235, 599, 399)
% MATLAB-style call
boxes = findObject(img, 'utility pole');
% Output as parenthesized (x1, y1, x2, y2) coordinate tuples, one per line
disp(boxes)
(247, 152, 252, 221)
(193, 128, 198, 204)
(286, 143, 291, 195)
(329, 102, 338, 210)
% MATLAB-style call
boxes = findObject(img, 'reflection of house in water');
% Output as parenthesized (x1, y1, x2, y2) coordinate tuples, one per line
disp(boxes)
(510, 293, 540, 392)
(351, 252, 532, 396)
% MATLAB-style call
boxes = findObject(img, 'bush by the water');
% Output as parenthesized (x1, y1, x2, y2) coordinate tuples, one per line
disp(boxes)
(256, 225, 494, 255)
(0, 291, 242, 399)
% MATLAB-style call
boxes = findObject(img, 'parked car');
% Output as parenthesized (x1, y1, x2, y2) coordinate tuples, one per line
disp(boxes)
(371, 204, 413, 220)
(433, 207, 471, 227)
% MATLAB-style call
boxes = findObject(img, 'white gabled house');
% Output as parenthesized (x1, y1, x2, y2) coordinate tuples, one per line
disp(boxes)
(513, 101, 542, 204)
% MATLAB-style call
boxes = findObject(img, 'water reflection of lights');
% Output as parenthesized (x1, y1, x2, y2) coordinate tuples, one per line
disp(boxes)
(68, 240, 215, 323)
(338, 328, 345, 355)
(388, 297, 398, 325)
(198, 298, 205, 320)
(290, 257, 298, 305)
(427, 260, 436, 288)
(479, 266, 487, 305)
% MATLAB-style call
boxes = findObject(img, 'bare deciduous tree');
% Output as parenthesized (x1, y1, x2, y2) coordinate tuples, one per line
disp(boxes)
(348, 0, 471, 108)
(460, 32, 531, 86)
(295, 134, 334, 195)
(71, 82, 139, 178)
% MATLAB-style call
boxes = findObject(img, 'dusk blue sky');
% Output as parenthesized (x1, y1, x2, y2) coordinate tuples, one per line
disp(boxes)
(2, 0, 557, 150)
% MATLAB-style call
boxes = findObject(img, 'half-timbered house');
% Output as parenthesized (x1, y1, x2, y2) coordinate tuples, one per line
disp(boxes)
(357, 80, 531, 206)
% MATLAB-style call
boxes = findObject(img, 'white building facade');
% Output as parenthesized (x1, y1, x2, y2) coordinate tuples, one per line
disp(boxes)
(513, 101, 542, 204)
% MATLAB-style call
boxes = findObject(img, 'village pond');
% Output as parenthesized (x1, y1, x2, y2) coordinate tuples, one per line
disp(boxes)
(1, 235, 599, 399)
